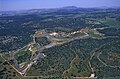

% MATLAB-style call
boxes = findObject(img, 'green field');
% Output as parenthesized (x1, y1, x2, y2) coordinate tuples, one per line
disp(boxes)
(14, 47, 32, 65)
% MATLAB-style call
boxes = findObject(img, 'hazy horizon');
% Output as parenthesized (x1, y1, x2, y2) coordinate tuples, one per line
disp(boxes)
(0, 0, 120, 11)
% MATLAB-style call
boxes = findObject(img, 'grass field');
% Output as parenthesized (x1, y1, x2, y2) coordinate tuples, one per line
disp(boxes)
(14, 47, 32, 65)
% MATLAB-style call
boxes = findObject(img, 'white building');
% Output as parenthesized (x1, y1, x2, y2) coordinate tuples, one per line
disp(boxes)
(89, 73, 95, 78)
(50, 32, 58, 36)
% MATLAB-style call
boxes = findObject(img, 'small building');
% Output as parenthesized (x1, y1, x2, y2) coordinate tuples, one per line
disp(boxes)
(89, 74, 95, 78)
(50, 32, 58, 36)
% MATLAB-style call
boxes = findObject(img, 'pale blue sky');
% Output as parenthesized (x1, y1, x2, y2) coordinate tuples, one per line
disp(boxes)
(0, 0, 120, 11)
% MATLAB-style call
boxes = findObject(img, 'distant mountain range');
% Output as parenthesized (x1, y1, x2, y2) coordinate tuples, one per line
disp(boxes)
(60, 6, 78, 9)
(0, 6, 120, 16)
